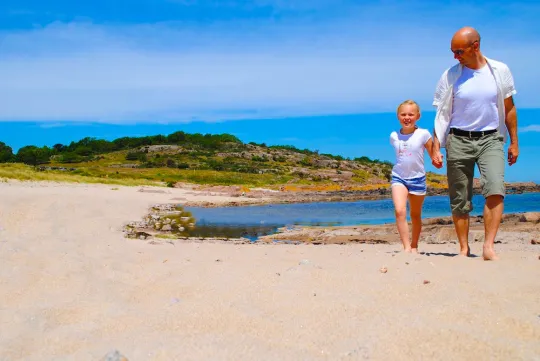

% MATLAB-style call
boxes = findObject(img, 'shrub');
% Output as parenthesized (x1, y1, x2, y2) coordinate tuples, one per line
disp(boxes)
(251, 155, 268, 162)
(166, 159, 176, 168)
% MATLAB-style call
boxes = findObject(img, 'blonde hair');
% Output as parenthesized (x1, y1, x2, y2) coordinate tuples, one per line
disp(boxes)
(397, 100, 421, 115)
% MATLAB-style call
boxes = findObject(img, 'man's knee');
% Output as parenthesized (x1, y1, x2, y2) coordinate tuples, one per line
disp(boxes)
(448, 173, 474, 215)
(481, 178, 505, 198)
(478, 135, 505, 198)
(451, 200, 473, 215)
(485, 194, 504, 207)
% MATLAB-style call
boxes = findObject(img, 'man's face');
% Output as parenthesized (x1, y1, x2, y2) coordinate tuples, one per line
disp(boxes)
(450, 38, 479, 66)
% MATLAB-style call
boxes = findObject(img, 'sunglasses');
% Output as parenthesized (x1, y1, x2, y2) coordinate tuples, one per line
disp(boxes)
(451, 40, 478, 56)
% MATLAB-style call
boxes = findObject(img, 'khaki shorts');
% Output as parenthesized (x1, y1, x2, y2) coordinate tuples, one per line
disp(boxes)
(446, 132, 505, 215)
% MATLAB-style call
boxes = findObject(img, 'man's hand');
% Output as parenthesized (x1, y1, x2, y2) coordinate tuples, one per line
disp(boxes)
(508, 143, 519, 166)
(431, 150, 444, 169)
(504, 96, 518, 166)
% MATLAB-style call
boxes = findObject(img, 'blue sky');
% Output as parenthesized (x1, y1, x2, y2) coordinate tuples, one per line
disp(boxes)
(1, 0, 539, 181)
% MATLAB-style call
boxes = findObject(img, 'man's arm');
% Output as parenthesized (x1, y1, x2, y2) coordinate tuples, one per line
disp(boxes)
(431, 71, 449, 170)
(431, 131, 443, 169)
(504, 96, 518, 166)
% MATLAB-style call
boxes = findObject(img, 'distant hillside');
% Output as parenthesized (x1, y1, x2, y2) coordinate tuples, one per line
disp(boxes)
(0, 132, 446, 188)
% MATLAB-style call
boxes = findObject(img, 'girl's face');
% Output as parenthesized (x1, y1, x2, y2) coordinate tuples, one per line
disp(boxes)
(397, 104, 420, 132)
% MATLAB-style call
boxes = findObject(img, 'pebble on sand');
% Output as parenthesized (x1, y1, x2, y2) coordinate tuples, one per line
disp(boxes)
(101, 350, 128, 361)
(379, 267, 388, 273)
(423, 280, 431, 285)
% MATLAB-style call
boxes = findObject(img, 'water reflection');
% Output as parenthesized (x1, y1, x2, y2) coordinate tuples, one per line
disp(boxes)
(187, 223, 281, 240)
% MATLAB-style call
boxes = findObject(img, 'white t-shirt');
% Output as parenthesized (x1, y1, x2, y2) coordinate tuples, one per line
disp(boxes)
(451, 64, 498, 131)
(390, 128, 431, 179)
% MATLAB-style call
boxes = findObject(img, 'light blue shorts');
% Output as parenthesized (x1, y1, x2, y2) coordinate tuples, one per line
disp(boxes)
(391, 175, 427, 196)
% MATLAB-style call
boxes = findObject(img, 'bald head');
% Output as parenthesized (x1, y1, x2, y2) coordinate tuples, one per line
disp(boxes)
(452, 27, 481, 46)
(450, 26, 484, 68)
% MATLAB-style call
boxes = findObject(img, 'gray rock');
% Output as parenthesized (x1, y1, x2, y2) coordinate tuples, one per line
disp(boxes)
(520, 212, 540, 223)
(101, 349, 128, 361)
(423, 217, 453, 225)
(436, 228, 484, 243)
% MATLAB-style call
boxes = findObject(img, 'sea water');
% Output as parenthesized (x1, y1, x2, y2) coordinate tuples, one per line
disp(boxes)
(183, 192, 540, 239)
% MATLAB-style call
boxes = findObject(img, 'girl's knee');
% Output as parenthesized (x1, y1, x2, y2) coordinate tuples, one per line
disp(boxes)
(395, 208, 407, 219)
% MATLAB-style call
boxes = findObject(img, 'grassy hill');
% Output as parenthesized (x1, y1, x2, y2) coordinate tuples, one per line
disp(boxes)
(0, 132, 447, 190)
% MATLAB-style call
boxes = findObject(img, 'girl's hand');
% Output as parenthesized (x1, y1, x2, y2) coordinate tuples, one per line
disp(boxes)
(431, 151, 444, 169)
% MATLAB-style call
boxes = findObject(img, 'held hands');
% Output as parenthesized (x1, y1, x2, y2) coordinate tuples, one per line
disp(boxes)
(431, 150, 444, 169)
(508, 143, 519, 166)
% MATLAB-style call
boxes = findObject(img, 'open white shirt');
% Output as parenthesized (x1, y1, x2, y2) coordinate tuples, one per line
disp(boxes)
(433, 57, 516, 148)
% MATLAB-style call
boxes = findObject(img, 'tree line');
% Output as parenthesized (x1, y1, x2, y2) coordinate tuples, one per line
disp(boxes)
(0, 132, 242, 166)
(0, 130, 392, 167)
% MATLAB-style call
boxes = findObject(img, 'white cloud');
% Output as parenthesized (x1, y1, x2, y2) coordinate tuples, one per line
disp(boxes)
(1, 3, 539, 123)
(520, 125, 540, 133)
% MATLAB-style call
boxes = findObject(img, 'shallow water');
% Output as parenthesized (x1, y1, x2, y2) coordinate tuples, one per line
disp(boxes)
(184, 192, 540, 239)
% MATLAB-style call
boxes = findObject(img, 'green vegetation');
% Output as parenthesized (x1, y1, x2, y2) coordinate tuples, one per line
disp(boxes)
(0, 131, 400, 188)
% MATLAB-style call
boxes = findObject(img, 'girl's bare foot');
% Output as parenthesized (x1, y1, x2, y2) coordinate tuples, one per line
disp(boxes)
(411, 248, 419, 254)
(483, 246, 499, 261)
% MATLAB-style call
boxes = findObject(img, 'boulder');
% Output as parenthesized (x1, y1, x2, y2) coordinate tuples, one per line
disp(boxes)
(435, 228, 484, 243)
(423, 217, 453, 225)
(519, 212, 540, 223)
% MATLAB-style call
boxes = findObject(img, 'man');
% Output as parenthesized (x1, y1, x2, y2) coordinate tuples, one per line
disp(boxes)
(431, 27, 519, 260)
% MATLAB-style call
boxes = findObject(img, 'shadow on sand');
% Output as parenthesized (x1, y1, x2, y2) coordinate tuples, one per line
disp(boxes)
(422, 252, 480, 258)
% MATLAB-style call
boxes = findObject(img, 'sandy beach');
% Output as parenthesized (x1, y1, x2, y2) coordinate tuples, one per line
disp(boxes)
(0, 181, 539, 361)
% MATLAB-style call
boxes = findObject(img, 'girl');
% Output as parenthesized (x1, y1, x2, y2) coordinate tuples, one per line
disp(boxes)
(390, 100, 435, 253)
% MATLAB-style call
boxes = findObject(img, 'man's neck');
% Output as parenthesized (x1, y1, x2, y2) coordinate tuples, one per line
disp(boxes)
(466, 53, 487, 70)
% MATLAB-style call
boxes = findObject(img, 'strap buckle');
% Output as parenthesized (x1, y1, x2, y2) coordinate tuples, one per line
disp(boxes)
(469, 130, 485, 138)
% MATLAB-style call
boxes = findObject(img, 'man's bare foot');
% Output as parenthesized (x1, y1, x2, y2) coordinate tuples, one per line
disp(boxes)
(483, 246, 499, 261)
(458, 246, 471, 257)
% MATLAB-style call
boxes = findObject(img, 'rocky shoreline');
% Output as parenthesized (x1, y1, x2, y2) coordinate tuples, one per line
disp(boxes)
(257, 212, 540, 245)
(178, 182, 540, 208)
(124, 203, 540, 246)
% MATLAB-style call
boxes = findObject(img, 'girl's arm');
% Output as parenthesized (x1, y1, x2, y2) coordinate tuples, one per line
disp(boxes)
(424, 138, 435, 160)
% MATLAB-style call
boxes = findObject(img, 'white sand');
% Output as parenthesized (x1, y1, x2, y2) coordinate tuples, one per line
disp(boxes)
(0, 181, 539, 361)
